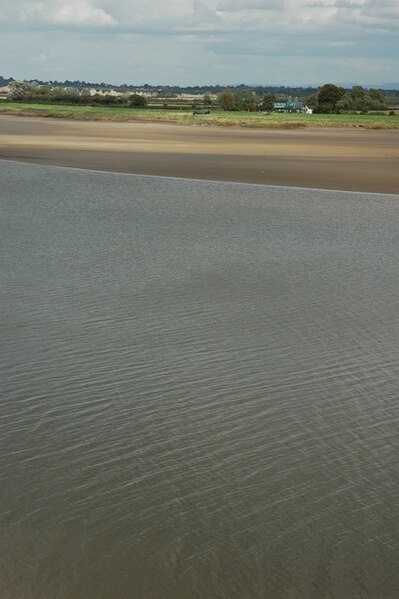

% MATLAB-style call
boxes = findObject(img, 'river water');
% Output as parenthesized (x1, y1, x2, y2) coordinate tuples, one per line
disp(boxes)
(1, 160, 398, 598)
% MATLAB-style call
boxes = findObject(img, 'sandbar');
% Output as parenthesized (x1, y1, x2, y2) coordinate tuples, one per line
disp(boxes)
(1, 115, 398, 193)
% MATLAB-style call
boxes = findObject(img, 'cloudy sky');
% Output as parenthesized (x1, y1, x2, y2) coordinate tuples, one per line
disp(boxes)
(1, 0, 398, 86)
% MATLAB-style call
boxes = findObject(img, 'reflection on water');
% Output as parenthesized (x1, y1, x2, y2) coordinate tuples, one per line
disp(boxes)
(1, 160, 398, 598)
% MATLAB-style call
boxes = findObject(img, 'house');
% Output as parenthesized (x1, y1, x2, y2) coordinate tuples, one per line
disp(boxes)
(273, 101, 289, 112)
(89, 88, 120, 97)
(273, 97, 312, 113)
(0, 86, 11, 99)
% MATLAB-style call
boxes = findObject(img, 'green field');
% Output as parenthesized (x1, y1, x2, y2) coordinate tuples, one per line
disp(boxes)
(1, 102, 398, 129)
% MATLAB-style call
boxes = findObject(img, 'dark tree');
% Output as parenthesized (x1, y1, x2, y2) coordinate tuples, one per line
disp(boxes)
(260, 92, 276, 111)
(218, 89, 236, 111)
(234, 89, 257, 111)
(315, 83, 345, 113)
(349, 85, 366, 102)
(305, 93, 318, 108)
(129, 94, 148, 107)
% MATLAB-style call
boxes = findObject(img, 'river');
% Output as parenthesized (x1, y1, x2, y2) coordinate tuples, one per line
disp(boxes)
(1, 160, 398, 598)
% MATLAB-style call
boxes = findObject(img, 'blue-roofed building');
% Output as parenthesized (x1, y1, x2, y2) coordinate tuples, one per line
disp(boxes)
(273, 97, 312, 113)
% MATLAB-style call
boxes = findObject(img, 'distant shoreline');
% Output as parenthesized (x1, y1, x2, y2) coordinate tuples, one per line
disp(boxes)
(1, 102, 399, 130)
(1, 114, 398, 194)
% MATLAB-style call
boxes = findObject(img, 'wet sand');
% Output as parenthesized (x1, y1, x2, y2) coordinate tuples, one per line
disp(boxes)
(1, 115, 398, 193)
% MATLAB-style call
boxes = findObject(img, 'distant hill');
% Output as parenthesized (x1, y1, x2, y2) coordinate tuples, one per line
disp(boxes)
(379, 83, 399, 90)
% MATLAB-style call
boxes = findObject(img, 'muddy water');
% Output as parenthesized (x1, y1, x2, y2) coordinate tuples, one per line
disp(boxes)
(1, 160, 398, 598)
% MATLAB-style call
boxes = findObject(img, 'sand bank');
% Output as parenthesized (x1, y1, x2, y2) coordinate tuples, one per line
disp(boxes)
(1, 115, 398, 193)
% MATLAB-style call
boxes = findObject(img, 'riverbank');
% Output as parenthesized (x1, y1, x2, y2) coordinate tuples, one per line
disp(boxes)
(1, 102, 399, 129)
(1, 115, 398, 193)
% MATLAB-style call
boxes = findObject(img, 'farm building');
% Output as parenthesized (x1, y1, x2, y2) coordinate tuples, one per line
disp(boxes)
(0, 86, 10, 99)
(273, 98, 312, 113)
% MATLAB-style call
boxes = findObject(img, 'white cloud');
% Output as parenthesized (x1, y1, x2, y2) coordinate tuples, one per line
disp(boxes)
(214, 0, 399, 31)
(7, 0, 399, 32)
(50, 1, 117, 27)
(217, 0, 280, 9)
(326, 40, 354, 46)
(1, 0, 398, 85)
(19, 0, 117, 27)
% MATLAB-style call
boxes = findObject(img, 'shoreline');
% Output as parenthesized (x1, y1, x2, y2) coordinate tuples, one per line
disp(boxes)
(1, 103, 399, 130)
(3, 157, 398, 199)
(1, 115, 398, 194)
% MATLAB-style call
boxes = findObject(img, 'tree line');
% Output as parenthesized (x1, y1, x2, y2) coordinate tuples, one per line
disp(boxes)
(8, 81, 148, 107)
(310, 84, 388, 113)
(217, 84, 389, 113)
(6, 80, 393, 114)
(218, 89, 277, 111)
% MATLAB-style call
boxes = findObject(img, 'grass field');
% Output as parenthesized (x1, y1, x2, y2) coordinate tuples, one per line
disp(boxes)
(1, 102, 399, 129)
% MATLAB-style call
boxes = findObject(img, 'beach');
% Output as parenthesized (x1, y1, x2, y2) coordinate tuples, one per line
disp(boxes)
(1, 114, 398, 193)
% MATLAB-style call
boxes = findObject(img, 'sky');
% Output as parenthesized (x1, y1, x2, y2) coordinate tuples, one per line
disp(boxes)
(0, 0, 398, 86)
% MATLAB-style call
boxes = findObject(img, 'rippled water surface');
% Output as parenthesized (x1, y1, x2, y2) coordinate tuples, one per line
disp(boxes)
(1, 160, 398, 598)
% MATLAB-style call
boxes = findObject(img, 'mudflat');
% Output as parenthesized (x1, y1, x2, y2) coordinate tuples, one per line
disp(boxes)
(1, 115, 398, 193)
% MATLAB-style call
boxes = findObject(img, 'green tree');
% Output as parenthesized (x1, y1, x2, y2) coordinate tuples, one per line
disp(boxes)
(129, 94, 148, 107)
(350, 85, 366, 103)
(235, 89, 257, 111)
(315, 83, 345, 113)
(203, 94, 212, 107)
(260, 92, 276, 111)
(369, 89, 385, 103)
(34, 85, 52, 99)
(335, 96, 353, 112)
(54, 87, 80, 103)
(9, 80, 37, 101)
(305, 93, 318, 109)
(79, 88, 93, 104)
(218, 89, 236, 111)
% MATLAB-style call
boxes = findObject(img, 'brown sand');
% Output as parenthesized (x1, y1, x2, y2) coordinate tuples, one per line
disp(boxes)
(1, 115, 398, 193)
